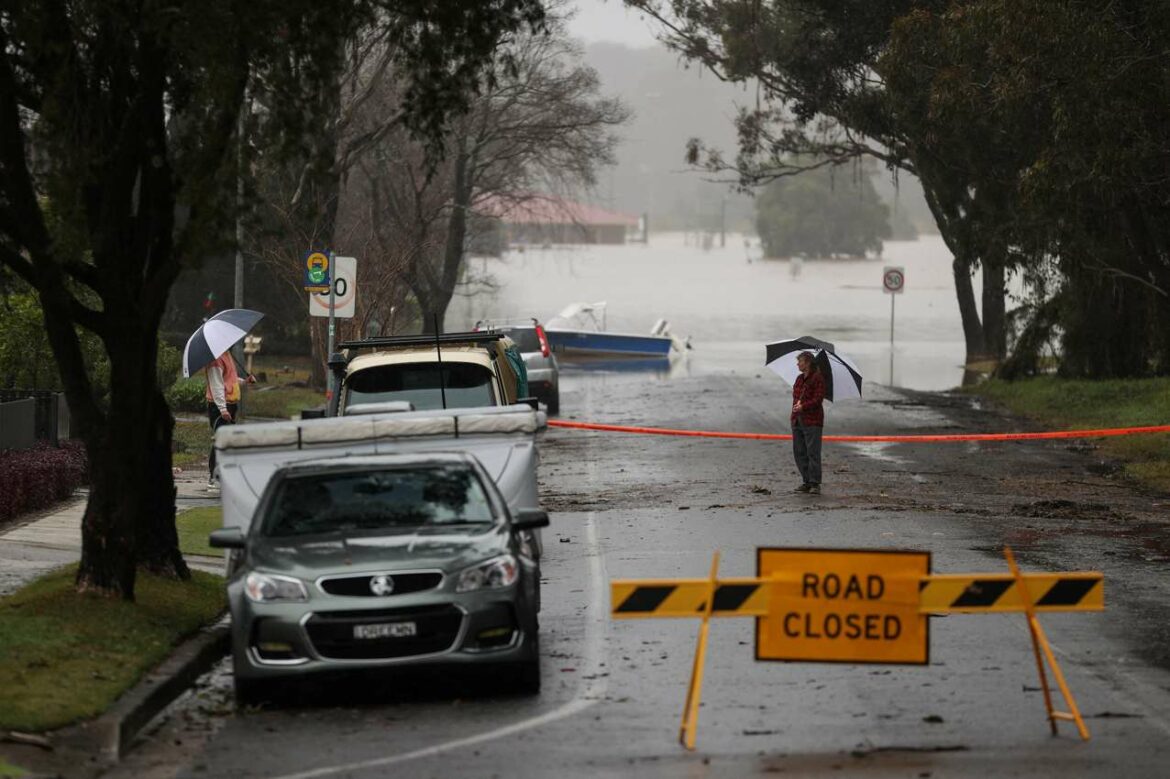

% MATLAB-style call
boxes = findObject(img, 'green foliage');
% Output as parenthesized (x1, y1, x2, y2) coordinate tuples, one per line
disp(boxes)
(756, 161, 891, 258)
(0, 290, 185, 397)
(968, 377, 1170, 492)
(166, 377, 208, 413)
(0, 292, 104, 392)
(0, 565, 224, 732)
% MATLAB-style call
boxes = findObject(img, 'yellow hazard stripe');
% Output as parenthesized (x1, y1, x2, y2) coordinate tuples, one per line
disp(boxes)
(611, 578, 771, 618)
(918, 573, 1103, 613)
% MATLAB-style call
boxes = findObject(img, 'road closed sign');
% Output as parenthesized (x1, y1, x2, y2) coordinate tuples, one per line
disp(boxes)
(756, 548, 930, 664)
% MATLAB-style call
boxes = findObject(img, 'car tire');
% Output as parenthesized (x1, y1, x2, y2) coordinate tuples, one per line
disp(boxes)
(546, 390, 559, 416)
(514, 657, 541, 695)
(234, 676, 278, 707)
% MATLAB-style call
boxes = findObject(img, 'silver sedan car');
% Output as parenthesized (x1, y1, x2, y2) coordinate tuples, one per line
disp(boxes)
(209, 453, 548, 704)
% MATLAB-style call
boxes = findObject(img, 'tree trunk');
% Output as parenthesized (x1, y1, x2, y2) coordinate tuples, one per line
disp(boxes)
(138, 393, 189, 579)
(918, 179, 988, 364)
(952, 253, 988, 363)
(981, 260, 1006, 360)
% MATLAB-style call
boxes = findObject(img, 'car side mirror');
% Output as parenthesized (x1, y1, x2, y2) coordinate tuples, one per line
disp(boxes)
(512, 509, 549, 531)
(209, 527, 246, 549)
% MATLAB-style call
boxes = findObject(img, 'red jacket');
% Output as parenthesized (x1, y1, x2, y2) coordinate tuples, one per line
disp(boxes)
(791, 371, 826, 427)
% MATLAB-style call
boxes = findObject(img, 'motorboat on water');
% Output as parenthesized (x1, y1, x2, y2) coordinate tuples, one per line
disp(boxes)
(543, 302, 683, 359)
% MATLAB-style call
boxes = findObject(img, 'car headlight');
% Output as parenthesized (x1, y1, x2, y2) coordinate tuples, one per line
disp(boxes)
(244, 572, 309, 603)
(456, 555, 519, 593)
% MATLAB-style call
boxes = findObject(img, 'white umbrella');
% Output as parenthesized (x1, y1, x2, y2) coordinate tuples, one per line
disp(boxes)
(765, 335, 863, 401)
(182, 309, 265, 378)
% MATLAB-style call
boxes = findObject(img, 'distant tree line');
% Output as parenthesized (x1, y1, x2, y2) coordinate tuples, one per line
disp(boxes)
(630, 0, 1170, 378)
(755, 159, 892, 259)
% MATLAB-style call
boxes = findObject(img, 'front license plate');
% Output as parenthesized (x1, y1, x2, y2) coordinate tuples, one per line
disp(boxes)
(353, 621, 417, 640)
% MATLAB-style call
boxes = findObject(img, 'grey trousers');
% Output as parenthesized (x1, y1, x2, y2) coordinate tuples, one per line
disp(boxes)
(791, 421, 823, 485)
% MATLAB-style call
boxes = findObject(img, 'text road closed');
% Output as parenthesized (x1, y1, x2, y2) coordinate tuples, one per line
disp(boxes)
(756, 548, 930, 664)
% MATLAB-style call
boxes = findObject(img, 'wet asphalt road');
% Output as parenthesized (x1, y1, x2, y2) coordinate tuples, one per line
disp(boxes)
(111, 368, 1170, 778)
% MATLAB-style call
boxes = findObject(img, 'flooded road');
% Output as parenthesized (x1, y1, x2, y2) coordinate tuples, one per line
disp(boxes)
(450, 233, 976, 391)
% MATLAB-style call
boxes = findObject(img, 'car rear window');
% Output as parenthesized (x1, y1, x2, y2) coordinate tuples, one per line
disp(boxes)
(500, 328, 541, 352)
(262, 465, 495, 536)
(345, 362, 495, 410)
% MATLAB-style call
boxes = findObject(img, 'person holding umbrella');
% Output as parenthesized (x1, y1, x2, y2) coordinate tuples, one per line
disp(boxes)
(790, 351, 826, 494)
(204, 350, 255, 492)
(765, 335, 864, 496)
(182, 309, 265, 492)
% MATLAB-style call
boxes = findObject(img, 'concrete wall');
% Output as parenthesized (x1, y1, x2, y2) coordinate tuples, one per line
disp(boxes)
(0, 398, 37, 451)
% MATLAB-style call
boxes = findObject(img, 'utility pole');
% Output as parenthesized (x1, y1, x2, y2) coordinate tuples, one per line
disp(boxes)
(233, 90, 248, 418)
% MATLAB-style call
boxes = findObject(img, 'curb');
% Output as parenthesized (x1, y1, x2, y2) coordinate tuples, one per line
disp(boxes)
(57, 621, 230, 764)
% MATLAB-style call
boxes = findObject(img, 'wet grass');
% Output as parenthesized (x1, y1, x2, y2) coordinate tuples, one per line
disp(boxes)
(177, 507, 224, 559)
(0, 565, 224, 733)
(173, 419, 212, 470)
(969, 377, 1170, 492)
(0, 760, 28, 778)
(243, 386, 325, 419)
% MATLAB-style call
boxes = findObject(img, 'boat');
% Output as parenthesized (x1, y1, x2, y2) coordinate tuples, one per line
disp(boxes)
(543, 302, 678, 359)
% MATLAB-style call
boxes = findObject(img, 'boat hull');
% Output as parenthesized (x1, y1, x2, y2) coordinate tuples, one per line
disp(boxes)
(546, 329, 672, 358)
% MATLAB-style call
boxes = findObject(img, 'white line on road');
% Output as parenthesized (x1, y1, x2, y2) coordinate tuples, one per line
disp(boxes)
(265, 513, 610, 779)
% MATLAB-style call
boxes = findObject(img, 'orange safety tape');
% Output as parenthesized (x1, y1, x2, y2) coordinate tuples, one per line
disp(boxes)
(546, 419, 1170, 443)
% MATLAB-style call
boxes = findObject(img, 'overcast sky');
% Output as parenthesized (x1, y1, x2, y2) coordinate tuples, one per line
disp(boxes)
(566, 0, 661, 48)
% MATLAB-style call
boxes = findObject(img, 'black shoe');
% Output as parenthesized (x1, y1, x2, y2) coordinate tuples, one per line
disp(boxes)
(808, 484, 821, 495)
(794, 483, 811, 493)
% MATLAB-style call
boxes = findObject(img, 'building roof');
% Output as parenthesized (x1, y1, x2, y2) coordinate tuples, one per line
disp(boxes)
(476, 194, 639, 227)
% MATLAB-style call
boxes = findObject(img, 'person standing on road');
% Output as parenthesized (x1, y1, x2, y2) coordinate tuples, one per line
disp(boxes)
(791, 351, 826, 494)
(205, 351, 254, 492)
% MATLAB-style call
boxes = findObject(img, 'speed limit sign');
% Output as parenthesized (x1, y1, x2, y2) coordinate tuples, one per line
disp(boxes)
(882, 266, 905, 295)
(309, 255, 356, 318)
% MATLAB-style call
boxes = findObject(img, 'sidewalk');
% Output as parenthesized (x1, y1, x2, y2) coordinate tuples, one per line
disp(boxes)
(0, 478, 223, 597)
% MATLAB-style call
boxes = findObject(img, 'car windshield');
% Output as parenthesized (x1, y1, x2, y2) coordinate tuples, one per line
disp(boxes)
(345, 362, 495, 410)
(261, 465, 496, 537)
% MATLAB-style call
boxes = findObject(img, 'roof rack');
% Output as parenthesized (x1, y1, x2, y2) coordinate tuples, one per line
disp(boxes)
(338, 331, 507, 351)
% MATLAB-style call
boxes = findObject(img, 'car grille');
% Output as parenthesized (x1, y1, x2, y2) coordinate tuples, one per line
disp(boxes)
(305, 605, 463, 660)
(318, 572, 443, 597)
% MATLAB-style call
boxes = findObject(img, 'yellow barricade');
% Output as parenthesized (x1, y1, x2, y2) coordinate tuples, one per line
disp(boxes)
(610, 547, 1103, 750)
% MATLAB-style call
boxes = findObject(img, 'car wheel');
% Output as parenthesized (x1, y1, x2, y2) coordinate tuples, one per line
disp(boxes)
(234, 676, 278, 707)
(546, 390, 559, 416)
(514, 657, 541, 695)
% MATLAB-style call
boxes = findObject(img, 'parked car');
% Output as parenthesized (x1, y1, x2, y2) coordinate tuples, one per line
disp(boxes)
(327, 331, 531, 416)
(209, 452, 550, 703)
(475, 319, 560, 414)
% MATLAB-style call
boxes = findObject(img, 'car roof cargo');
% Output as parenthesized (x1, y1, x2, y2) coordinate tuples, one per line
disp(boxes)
(216, 404, 545, 452)
(338, 331, 507, 352)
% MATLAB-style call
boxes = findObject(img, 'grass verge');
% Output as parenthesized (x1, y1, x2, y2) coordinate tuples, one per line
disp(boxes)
(177, 507, 224, 559)
(173, 419, 212, 470)
(0, 565, 225, 733)
(0, 760, 27, 778)
(244, 386, 326, 419)
(967, 376, 1170, 492)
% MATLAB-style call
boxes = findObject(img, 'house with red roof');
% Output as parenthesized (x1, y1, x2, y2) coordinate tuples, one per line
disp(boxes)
(476, 194, 642, 246)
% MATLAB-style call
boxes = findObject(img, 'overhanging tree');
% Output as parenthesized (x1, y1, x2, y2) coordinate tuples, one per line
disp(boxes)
(0, 0, 546, 599)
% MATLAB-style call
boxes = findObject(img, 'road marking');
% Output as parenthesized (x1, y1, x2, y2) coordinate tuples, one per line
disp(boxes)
(265, 513, 609, 779)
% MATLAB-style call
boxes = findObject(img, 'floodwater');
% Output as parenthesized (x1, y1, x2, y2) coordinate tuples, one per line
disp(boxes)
(449, 232, 975, 391)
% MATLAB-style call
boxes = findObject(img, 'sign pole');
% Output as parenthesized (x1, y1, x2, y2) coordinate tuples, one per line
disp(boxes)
(326, 251, 337, 400)
(890, 294, 895, 347)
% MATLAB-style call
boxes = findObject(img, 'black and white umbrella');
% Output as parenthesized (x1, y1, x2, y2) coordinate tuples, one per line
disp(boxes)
(182, 309, 265, 378)
(765, 335, 864, 402)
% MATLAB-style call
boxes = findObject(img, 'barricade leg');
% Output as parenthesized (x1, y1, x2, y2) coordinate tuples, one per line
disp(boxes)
(679, 551, 720, 750)
(1004, 547, 1090, 741)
